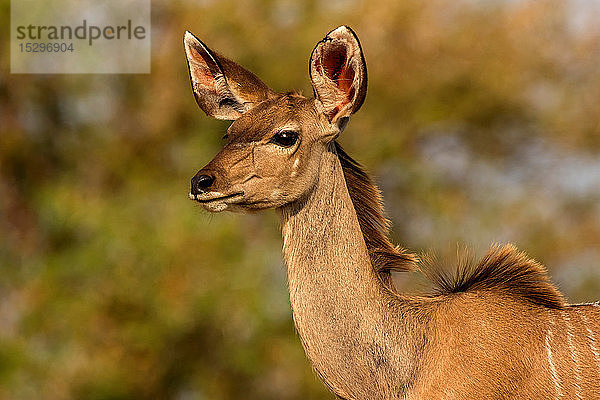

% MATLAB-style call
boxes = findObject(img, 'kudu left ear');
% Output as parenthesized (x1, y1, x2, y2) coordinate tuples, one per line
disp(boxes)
(310, 26, 367, 129)
(184, 31, 276, 120)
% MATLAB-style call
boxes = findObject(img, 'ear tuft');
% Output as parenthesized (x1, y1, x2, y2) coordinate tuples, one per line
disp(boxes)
(310, 26, 367, 124)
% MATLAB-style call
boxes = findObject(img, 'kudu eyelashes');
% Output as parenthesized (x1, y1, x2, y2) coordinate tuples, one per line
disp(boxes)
(270, 130, 299, 148)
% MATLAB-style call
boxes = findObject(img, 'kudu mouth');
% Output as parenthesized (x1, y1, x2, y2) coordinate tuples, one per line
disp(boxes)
(189, 167, 246, 207)
(188, 191, 245, 203)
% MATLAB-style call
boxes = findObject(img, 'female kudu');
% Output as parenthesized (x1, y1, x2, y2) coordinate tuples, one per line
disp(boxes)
(184, 26, 600, 399)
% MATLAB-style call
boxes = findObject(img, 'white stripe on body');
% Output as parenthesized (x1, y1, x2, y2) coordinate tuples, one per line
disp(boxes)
(563, 311, 583, 399)
(547, 313, 563, 399)
(579, 308, 600, 383)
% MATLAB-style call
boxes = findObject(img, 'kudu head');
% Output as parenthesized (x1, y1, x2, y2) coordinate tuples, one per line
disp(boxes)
(185, 26, 367, 212)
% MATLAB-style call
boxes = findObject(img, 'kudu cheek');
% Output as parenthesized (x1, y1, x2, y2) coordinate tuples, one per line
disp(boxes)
(251, 144, 289, 178)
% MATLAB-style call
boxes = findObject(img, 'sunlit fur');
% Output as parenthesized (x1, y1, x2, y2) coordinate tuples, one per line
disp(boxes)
(185, 26, 600, 399)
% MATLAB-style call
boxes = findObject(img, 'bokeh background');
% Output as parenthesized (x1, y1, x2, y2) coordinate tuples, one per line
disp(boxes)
(1, 0, 600, 398)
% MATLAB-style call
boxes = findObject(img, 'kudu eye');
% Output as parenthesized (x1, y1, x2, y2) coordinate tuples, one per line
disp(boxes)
(270, 130, 299, 148)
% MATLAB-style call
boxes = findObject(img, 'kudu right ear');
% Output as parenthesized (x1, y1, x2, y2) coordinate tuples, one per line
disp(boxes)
(184, 31, 276, 120)
(310, 26, 367, 129)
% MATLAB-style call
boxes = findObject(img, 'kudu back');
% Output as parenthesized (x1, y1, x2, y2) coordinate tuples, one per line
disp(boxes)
(184, 26, 600, 399)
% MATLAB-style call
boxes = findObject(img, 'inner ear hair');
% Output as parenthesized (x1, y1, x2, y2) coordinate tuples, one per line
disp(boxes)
(184, 31, 276, 121)
(309, 26, 367, 124)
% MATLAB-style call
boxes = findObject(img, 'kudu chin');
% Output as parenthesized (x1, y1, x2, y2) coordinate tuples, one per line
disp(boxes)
(184, 26, 600, 399)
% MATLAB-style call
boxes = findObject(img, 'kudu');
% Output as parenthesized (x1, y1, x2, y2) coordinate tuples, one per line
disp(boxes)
(184, 26, 600, 399)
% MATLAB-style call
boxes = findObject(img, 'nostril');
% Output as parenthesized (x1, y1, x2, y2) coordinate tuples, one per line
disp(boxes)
(197, 174, 215, 189)
(191, 174, 215, 194)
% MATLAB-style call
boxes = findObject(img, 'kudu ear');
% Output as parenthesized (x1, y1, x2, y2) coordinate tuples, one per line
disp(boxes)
(184, 31, 276, 120)
(310, 26, 367, 128)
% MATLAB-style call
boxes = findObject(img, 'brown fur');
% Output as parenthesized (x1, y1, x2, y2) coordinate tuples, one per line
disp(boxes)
(335, 141, 565, 310)
(335, 142, 417, 277)
(185, 26, 600, 399)
(421, 244, 565, 309)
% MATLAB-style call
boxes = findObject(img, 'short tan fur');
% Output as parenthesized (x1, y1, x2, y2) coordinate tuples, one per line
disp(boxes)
(184, 26, 600, 399)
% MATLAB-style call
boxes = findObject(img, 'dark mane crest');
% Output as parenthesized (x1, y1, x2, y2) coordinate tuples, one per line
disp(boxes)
(335, 143, 563, 308)
(334, 142, 418, 284)
(422, 244, 565, 309)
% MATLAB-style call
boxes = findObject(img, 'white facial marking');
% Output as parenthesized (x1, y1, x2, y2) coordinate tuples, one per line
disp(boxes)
(290, 158, 300, 177)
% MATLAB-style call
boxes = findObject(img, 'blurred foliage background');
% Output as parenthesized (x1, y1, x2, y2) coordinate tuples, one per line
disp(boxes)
(1, 0, 600, 398)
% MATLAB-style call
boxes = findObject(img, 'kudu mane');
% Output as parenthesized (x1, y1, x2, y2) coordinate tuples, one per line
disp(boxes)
(335, 142, 565, 309)
(335, 142, 417, 276)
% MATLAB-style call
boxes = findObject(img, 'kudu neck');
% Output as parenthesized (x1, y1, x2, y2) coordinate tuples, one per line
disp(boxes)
(277, 144, 425, 399)
(279, 144, 378, 295)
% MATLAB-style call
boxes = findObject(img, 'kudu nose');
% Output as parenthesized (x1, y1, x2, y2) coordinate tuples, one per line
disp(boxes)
(191, 174, 215, 195)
